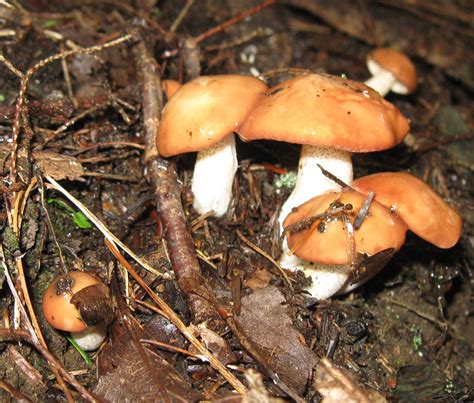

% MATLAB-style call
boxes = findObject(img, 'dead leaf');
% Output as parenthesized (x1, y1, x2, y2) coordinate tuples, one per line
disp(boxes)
(33, 151, 84, 181)
(95, 315, 201, 401)
(195, 323, 237, 366)
(244, 268, 273, 290)
(232, 286, 319, 396)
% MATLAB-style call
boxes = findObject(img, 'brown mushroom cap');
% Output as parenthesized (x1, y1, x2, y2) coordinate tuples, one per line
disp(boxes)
(161, 79, 181, 99)
(156, 75, 268, 157)
(283, 190, 407, 265)
(238, 73, 410, 152)
(42, 272, 101, 332)
(352, 172, 462, 248)
(367, 48, 417, 93)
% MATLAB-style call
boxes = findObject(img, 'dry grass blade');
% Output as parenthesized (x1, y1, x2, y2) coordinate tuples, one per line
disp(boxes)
(44, 176, 171, 280)
(104, 239, 248, 394)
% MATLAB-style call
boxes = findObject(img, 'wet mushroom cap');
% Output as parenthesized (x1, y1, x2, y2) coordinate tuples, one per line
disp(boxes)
(283, 190, 407, 266)
(352, 172, 462, 248)
(156, 74, 268, 157)
(238, 73, 410, 152)
(367, 48, 417, 94)
(42, 272, 100, 333)
(161, 79, 181, 99)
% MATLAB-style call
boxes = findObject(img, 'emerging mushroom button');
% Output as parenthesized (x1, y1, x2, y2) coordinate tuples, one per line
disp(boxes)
(238, 73, 410, 267)
(156, 74, 268, 217)
(43, 271, 113, 351)
(283, 190, 408, 300)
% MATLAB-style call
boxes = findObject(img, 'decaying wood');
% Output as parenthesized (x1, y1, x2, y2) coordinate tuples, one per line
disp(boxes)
(131, 33, 225, 331)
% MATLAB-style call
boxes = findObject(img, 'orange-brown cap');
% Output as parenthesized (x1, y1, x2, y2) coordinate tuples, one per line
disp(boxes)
(161, 79, 181, 99)
(283, 190, 407, 265)
(43, 272, 100, 332)
(238, 73, 410, 152)
(367, 48, 417, 94)
(352, 172, 462, 248)
(156, 75, 268, 157)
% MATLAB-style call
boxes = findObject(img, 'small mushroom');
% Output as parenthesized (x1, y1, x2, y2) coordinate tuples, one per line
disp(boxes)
(42, 271, 112, 351)
(157, 74, 268, 217)
(283, 190, 408, 299)
(352, 172, 462, 248)
(365, 48, 417, 96)
(238, 73, 409, 266)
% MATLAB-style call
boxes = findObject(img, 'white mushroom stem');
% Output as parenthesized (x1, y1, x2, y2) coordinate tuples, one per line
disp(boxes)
(279, 145, 354, 299)
(71, 322, 107, 351)
(365, 60, 408, 96)
(278, 145, 353, 232)
(192, 134, 238, 217)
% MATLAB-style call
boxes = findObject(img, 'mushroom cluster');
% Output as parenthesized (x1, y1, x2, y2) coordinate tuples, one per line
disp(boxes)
(283, 172, 462, 299)
(156, 67, 462, 300)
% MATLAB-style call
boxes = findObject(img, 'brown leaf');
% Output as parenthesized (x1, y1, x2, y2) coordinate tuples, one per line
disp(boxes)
(243, 268, 273, 290)
(232, 287, 319, 396)
(33, 151, 84, 181)
(95, 315, 201, 402)
(70, 283, 114, 327)
(194, 323, 237, 366)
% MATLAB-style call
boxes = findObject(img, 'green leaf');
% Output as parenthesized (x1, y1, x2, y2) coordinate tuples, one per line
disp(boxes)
(47, 198, 92, 229)
(72, 211, 93, 229)
(65, 334, 93, 365)
(42, 19, 58, 29)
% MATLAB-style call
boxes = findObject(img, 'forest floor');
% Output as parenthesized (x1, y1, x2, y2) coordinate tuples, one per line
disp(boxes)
(0, 0, 473, 401)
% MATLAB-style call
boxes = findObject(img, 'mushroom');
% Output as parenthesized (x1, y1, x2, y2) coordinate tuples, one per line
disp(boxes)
(238, 73, 409, 266)
(365, 48, 417, 96)
(43, 271, 112, 351)
(352, 172, 463, 248)
(283, 189, 408, 299)
(157, 74, 268, 217)
(161, 79, 181, 99)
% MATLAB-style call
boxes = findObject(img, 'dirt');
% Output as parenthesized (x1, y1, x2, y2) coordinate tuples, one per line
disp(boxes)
(0, 0, 473, 401)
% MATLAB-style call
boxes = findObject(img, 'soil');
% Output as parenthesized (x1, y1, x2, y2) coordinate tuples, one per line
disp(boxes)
(0, 0, 473, 401)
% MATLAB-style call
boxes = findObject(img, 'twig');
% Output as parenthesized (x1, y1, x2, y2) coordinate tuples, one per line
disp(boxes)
(353, 191, 374, 230)
(105, 239, 247, 394)
(236, 229, 293, 291)
(131, 34, 225, 330)
(1, 246, 75, 402)
(170, 0, 195, 33)
(193, 0, 276, 44)
(45, 176, 170, 280)
(0, 328, 98, 402)
(0, 379, 33, 402)
(317, 163, 353, 190)
(6, 33, 134, 182)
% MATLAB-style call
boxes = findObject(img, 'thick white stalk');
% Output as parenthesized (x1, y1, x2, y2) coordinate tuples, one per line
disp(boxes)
(71, 322, 107, 351)
(278, 145, 353, 232)
(364, 69, 396, 97)
(279, 145, 353, 299)
(192, 134, 238, 217)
